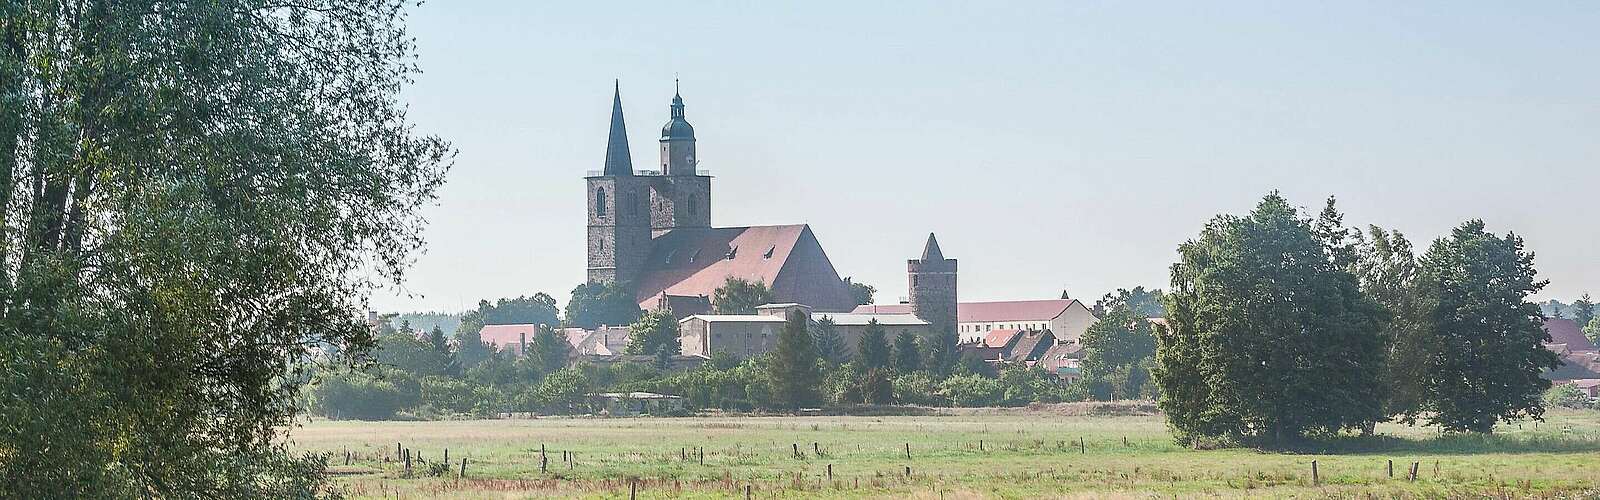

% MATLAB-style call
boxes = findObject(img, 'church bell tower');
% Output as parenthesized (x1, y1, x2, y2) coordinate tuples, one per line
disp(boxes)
(650, 80, 712, 231)
(587, 81, 651, 285)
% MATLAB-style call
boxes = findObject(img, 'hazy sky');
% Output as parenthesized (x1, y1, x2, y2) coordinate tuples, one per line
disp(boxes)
(375, 1, 1599, 314)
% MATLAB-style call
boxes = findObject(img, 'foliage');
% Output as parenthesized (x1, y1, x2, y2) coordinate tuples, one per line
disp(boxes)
(924, 329, 960, 376)
(566, 281, 643, 329)
(1157, 194, 1386, 446)
(1355, 226, 1430, 419)
(845, 277, 876, 305)
(767, 310, 822, 409)
(1080, 304, 1157, 400)
(529, 326, 571, 375)
(1543, 385, 1591, 410)
(531, 367, 593, 415)
(1093, 287, 1166, 318)
(893, 372, 947, 406)
(941, 374, 1005, 407)
(377, 330, 453, 377)
(1411, 220, 1559, 433)
(857, 320, 891, 369)
(1572, 294, 1595, 332)
(861, 368, 896, 405)
(712, 277, 773, 314)
(0, 0, 450, 495)
(309, 370, 413, 421)
(892, 331, 924, 373)
(391, 312, 463, 337)
(625, 309, 681, 357)
(812, 317, 850, 365)
(824, 363, 865, 405)
(1587, 317, 1600, 346)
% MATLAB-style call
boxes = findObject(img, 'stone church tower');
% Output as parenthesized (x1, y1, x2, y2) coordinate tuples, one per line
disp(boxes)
(649, 82, 711, 232)
(586, 82, 652, 284)
(908, 233, 958, 338)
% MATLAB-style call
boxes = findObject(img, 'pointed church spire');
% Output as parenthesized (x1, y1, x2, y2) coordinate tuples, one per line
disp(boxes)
(921, 233, 946, 262)
(603, 80, 634, 176)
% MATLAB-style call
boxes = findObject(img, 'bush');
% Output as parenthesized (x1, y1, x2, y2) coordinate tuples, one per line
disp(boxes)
(1544, 384, 1591, 410)
(893, 372, 947, 406)
(941, 374, 1005, 407)
(309, 371, 408, 420)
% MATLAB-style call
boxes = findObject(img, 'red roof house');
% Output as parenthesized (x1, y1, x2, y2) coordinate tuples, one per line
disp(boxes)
(633, 225, 855, 312)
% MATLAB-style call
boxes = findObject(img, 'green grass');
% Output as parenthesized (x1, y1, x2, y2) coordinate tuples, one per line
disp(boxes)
(286, 406, 1600, 498)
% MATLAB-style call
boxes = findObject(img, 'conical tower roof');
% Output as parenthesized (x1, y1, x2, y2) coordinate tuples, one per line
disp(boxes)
(921, 233, 946, 262)
(603, 80, 634, 176)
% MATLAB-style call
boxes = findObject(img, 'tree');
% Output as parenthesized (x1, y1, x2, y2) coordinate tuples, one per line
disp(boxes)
(1355, 226, 1430, 421)
(1412, 220, 1559, 433)
(1156, 194, 1386, 446)
(0, 1, 450, 495)
(1572, 294, 1595, 331)
(712, 277, 773, 314)
(1587, 317, 1600, 346)
(625, 309, 681, 357)
(565, 281, 643, 329)
(1093, 287, 1165, 319)
(529, 326, 571, 375)
(845, 277, 876, 306)
(812, 317, 850, 364)
(767, 310, 821, 409)
(376, 331, 452, 377)
(892, 331, 923, 373)
(857, 320, 892, 369)
(1079, 306, 1157, 401)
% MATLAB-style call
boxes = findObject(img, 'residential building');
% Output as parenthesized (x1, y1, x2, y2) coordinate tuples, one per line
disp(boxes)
(854, 298, 1098, 344)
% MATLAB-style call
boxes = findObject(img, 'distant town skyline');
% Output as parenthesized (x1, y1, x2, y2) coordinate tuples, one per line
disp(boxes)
(376, 1, 1600, 314)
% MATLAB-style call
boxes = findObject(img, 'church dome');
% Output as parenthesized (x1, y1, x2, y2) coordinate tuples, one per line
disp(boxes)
(661, 118, 694, 140)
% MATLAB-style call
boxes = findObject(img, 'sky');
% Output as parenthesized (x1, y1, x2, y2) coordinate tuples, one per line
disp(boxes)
(373, 1, 1600, 314)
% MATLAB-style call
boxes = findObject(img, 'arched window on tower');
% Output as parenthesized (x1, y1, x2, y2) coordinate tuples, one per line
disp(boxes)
(596, 188, 607, 217)
(687, 194, 698, 215)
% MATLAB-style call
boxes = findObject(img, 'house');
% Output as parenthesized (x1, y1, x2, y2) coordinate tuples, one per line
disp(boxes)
(1542, 318, 1600, 382)
(854, 298, 1098, 344)
(1038, 342, 1084, 382)
(1544, 318, 1596, 353)
(678, 302, 929, 360)
(1563, 379, 1600, 399)
(1006, 330, 1057, 364)
(478, 324, 540, 356)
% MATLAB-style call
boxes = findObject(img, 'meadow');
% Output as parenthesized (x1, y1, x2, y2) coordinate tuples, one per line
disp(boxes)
(288, 404, 1600, 498)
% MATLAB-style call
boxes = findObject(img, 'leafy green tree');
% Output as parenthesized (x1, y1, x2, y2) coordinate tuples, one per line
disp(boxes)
(857, 320, 892, 369)
(1093, 287, 1166, 318)
(861, 368, 895, 404)
(812, 317, 850, 364)
(1572, 293, 1595, 331)
(845, 277, 876, 305)
(529, 326, 571, 374)
(940, 374, 1004, 407)
(1079, 306, 1157, 401)
(892, 372, 947, 406)
(824, 362, 865, 405)
(712, 277, 773, 314)
(923, 329, 960, 376)
(1354, 226, 1430, 421)
(767, 310, 822, 409)
(477, 294, 561, 326)
(531, 367, 592, 415)
(376, 331, 451, 377)
(1586, 317, 1600, 346)
(1543, 384, 1590, 410)
(565, 282, 643, 329)
(625, 309, 682, 357)
(892, 331, 923, 373)
(1411, 220, 1560, 433)
(1157, 194, 1386, 446)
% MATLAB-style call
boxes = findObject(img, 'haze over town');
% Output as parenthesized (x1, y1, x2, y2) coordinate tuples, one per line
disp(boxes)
(380, 1, 1599, 313)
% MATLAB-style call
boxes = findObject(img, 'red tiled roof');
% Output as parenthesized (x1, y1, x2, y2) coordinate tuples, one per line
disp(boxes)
(634, 225, 854, 312)
(982, 329, 1021, 348)
(852, 299, 1082, 323)
(1545, 318, 1596, 353)
(479, 324, 538, 352)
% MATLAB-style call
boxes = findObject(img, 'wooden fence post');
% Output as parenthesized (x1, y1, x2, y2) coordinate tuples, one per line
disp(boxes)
(1079, 437, 1086, 454)
(745, 484, 752, 500)
(905, 443, 911, 460)
(1311, 460, 1319, 485)
(630, 478, 637, 500)
(1387, 459, 1393, 478)
(813, 442, 820, 456)
(459, 457, 467, 479)
(793, 443, 800, 458)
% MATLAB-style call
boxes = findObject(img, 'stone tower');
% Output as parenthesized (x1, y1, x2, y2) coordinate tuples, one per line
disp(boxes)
(649, 81, 712, 232)
(908, 233, 958, 339)
(587, 82, 652, 285)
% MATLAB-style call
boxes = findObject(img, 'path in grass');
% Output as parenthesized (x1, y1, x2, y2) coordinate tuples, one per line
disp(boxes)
(286, 407, 1600, 498)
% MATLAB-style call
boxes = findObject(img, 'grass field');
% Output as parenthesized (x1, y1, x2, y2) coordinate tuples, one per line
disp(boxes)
(287, 404, 1600, 498)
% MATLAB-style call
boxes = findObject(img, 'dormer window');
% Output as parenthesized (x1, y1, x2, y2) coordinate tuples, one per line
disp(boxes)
(663, 249, 677, 264)
(762, 246, 775, 259)
(688, 248, 701, 263)
(725, 246, 738, 260)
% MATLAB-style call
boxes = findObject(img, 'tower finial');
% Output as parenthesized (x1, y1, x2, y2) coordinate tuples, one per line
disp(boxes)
(921, 233, 946, 261)
(602, 81, 634, 176)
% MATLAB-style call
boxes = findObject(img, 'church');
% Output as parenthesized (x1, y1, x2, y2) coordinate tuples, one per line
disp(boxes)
(585, 83, 858, 314)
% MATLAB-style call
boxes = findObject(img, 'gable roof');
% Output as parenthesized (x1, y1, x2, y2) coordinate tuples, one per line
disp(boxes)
(634, 225, 854, 312)
(852, 299, 1084, 323)
(479, 324, 538, 351)
(1545, 318, 1596, 353)
(814, 313, 928, 327)
(982, 329, 1022, 348)
(1007, 330, 1056, 362)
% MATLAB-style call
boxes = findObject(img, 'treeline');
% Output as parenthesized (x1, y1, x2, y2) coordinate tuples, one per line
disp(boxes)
(1156, 193, 1563, 446)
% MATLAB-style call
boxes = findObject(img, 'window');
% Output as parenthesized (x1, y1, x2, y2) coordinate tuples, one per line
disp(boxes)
(626, 193, 638, 215)
(595, 188, 607, 217)
(687, 248, 701, 263)
(726, 246, 738, 260)
(687, 194, 699, 215)
(762, 246, 775, 259)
